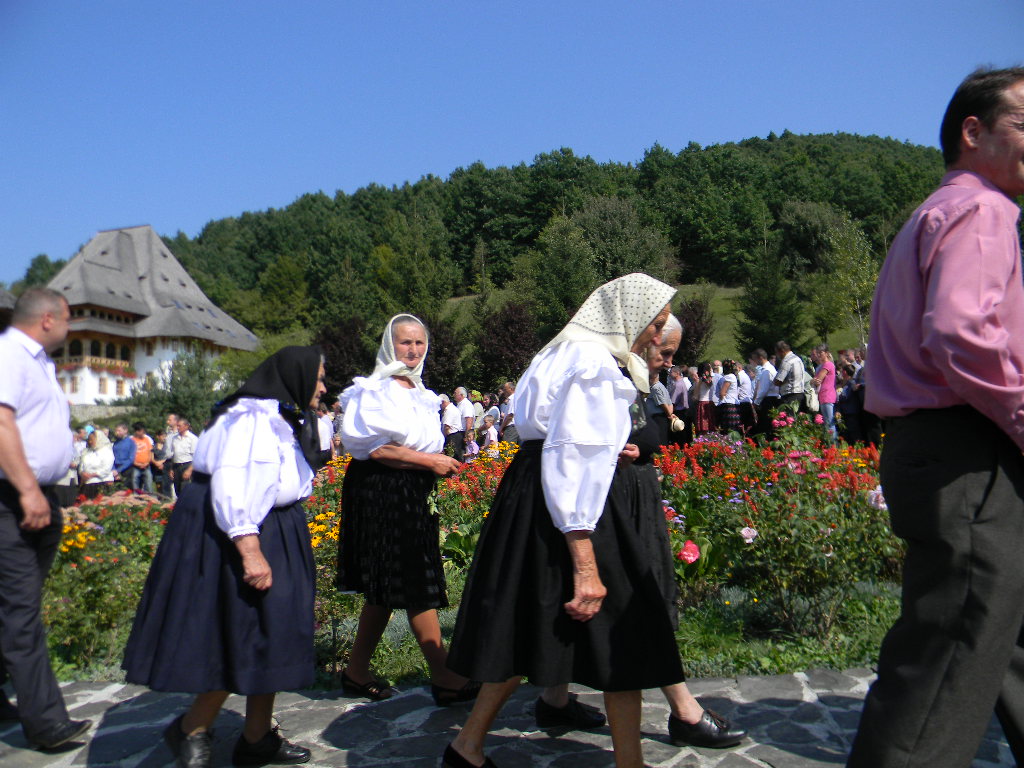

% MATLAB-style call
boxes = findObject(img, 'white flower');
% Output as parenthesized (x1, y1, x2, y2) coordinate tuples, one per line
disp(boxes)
(741, 526, 758, 544)
(867, 485, 888, 511)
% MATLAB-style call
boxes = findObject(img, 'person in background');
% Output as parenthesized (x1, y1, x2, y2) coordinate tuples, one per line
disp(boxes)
(78, 431, 115, 499)
(123, 346, 326, 768)
(167, 418, 198, 498)
(847, 67, 1024, 768)
(809, 345, 837, 443)
(498, 381, 519, 445)
(773, 341, 805, 413)
(0, 288, 93, 751)
(835, 364, 863, 445)
(111, 423, 136, 487)
(130, 422, 155, 494)
(151, 429, 169, 497)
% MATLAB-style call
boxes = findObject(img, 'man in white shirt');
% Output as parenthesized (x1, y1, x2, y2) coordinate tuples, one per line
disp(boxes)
(749, 348, 780, 433)
(167, 419, 199, 498)
(452, 387, 475, 462)
(0, 288, 92, 749)
(773, 341, 806, 412)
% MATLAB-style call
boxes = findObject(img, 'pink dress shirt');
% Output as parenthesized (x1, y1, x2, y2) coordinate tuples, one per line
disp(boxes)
(866, 171, 1024, 449)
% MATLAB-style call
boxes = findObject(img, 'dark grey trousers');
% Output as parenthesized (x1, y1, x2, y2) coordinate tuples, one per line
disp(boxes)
(847, 406, 1024, 767)
(0, 482, 69, 741)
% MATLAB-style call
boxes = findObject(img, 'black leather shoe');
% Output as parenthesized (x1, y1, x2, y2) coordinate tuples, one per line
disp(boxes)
(442, 742, 499, 768)
(535, 694, 606, 730)
(232, 726, 311, 765)
(0, 694, 18, 721)
(164, 715, 213, 767)
(668, 709, 745, 748)
(31, 718, 92, 750)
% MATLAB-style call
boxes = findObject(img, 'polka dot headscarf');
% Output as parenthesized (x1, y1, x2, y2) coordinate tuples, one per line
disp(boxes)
(541, 273, 676, 393)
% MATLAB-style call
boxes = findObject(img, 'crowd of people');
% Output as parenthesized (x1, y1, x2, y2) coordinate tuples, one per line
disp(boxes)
(664, 342, 882, 448)
(3, 67, 1024, 768)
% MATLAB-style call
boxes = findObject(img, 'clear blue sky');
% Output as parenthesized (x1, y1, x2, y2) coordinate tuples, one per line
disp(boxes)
(2, 0, 1021, 284)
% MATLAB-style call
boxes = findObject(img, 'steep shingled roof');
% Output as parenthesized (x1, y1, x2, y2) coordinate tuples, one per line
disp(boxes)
(48, 225, 259, 351)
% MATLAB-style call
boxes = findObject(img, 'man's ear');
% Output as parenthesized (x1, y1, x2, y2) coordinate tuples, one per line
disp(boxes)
(960, 115, 983, 151)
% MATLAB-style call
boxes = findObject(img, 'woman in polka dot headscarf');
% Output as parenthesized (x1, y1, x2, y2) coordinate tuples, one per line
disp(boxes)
(443, 274, 687, 768)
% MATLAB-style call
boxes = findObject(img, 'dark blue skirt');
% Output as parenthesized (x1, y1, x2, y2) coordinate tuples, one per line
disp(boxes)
(122, 476, 316, 695)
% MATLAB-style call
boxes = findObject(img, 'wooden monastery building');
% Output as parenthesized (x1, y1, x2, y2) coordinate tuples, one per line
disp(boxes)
(47, 225, 258, 406)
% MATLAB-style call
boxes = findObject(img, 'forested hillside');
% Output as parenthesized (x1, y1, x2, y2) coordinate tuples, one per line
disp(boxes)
(15, 132, 962, 391)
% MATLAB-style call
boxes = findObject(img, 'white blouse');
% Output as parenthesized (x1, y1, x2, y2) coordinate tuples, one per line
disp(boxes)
(515, 340, 636, 534)
(720, 373, 739, 404)
(340, 376, 445, 460)
(193, 398, 315, 539)
(79, 446, 115, 485)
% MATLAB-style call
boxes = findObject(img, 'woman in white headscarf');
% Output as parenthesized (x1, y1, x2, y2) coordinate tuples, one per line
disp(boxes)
(336, 314, 478, 706)
(444, 274, 683, 768)
(78, 429, 115, 498)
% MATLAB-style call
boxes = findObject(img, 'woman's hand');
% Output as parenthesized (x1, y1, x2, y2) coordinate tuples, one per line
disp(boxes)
(563, 532, 606, 621)
(430, 454, 461, 477)
(234, 534, 273, 591)
(617, 443, 639, 468)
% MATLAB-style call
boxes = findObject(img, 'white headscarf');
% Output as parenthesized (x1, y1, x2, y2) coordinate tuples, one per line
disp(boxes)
(541, 273, 677, 393)
(369, 313, 429, 391)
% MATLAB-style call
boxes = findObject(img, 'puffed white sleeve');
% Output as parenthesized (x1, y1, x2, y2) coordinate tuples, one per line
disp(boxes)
(203, 406, 285, 539)
(339, 377, 409, 460)
(541, 357, 635, 533)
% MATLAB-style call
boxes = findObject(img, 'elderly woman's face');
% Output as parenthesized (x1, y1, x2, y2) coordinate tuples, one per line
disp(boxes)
(393, 322, 427, 369)
(309, 362, 327, 409)
(631, 304, 671, 355)
(650, 330, 681, 374)
(87, 432, 97, 448)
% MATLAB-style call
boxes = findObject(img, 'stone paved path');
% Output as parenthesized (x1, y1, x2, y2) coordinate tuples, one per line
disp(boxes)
(1, 670, 1013, 767)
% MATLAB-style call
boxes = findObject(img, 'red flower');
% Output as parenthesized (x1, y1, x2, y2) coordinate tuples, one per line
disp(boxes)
(677, 540, 700, 564)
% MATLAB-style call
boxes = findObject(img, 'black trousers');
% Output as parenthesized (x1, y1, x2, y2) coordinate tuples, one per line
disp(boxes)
(171, 461, 192, 498)
(0, 481, 69, 740)
(444, 431, 466, 463)
(848, 406, 1024, 768)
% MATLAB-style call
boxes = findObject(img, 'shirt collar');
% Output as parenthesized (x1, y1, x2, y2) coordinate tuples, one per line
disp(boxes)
(942, 169, 1020, 201)
(7, 327, 46, 360)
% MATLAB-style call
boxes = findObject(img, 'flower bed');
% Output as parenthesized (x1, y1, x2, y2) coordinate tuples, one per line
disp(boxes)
(42, 419, 900, 681)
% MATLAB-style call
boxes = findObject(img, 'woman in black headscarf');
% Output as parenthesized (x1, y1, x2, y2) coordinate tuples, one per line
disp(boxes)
(123, 346, 326, 768)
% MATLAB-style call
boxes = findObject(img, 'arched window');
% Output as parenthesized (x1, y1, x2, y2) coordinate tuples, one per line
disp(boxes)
(89, 340, 101, 357)
(105, 343, 116, 360)
(69, 339, 82, 356)
(120, 345, 131, 361)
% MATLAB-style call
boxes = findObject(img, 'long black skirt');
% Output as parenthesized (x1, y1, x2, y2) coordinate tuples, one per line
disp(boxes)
(122, 476, 316, 695)
(447, 442, 685, 692)
(336, 460, 447, 611)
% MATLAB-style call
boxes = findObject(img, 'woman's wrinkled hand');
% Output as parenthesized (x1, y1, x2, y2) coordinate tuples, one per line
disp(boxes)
(617, 443, 640, 468)
(564, 568, 607, 622)
(242, 550, 273, 591)
(431, 454, 461, 477)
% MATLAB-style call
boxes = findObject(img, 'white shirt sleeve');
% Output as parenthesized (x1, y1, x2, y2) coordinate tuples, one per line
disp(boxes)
(541, 354, 634, 533)
(194, 400, 293, 539)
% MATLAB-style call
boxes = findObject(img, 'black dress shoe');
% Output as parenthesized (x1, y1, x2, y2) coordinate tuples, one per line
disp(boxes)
(30, 718, 92, 750)
(0, 695, 18, 721)
(232, 726, 311, 765)
(668, 709, 745, 748)
(164, 715, 213, 768)
(442, 742, 499, 768)
(535, 693, 606, 730)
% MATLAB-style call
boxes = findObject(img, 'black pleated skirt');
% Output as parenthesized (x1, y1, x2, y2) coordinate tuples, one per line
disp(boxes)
(336, 459, 447, 611)
(447, 442, 685, 692)
(122, 476, 316, 695)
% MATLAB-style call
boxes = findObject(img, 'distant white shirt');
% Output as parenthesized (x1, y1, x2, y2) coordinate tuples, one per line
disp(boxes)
(456, 397, 475, 432)
(193, 398, 314, 539)
(340, 376, 445, 460)
(0, 327, 73, 484)
(169, 430, 199, 463)
(515, 340, 635, 534)
(754, 361, 779, 404)
(317, 415, 332, 451)
(720, 373, 739, 405)
(736, 369, 754, 403)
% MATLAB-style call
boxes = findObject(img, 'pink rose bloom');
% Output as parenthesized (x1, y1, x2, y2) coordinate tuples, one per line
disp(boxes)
(677, 540, 700, 563)
(814, 414, 824, 424)
(741, 526, 758, 544)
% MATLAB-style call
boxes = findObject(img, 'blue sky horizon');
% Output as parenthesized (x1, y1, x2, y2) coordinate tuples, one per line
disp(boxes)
(2, 1, 1022, 285)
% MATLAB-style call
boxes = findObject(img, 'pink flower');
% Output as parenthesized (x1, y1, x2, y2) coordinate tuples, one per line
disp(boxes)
(814, 414, 824, 424)
(740, 526, 758, 544)
(677, 540, 700, 563)
(867, 485, 888, 511)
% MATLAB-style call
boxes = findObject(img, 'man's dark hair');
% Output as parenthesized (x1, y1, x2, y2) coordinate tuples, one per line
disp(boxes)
(12, 287, 67, 325)
(133, 421, 146, 432)
(751, 348, 768, 361)
(775, 340, 791, 354)
(940, 66, 1024, 166)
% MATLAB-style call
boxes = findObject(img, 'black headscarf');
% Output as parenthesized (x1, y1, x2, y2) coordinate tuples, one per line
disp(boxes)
(210, 345, 323, 468)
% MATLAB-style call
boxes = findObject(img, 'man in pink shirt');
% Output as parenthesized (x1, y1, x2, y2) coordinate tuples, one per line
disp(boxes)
(848, 67, 1024, 768)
